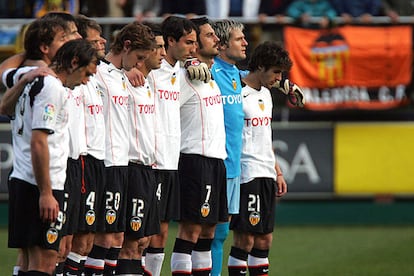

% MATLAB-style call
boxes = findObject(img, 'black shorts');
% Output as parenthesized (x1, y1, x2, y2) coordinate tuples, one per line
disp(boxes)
(73, 155, 105, 233)
(97, 166, 128, 233)
(125, 162, 159, 239)
(230, 178, 276, 234)
(8, 178, 65, 251)
(154, 169, 180, 221)
(62, 158, 81, 236)
(178, 153, 228, 224)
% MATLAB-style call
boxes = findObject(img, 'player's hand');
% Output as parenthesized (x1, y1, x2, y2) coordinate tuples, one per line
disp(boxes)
(22, 67, 56, 84)
(273, 78, 305, 107)
(276, 175, 288, 197)
(184, 58, 211, 83)
(39, 192, 59, 223)
(125, 67, 145, 87)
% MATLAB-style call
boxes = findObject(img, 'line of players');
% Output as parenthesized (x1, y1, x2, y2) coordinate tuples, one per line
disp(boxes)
(0, 11, 304, 276)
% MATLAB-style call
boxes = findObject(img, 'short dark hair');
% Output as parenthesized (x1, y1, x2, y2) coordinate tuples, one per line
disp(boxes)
(190, 16, 211, 44)
(248, 41, 293, 72)
(143, 21, 162, 37)
(24, 17, 67, 60)
(190, 16, 210, 29)
(75, 14, 102, 39)
(110, 22, 155, 54)
(41, 12, 77, 33)
(51, 39, 98, 72)
(161, 15, 196, 50)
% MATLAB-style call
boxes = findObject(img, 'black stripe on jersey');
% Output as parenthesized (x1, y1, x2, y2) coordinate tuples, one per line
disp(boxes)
(32, 127, 54, 134)
(5, 68, 18, 89)
(101, 58, 110, 65)
(29, 76, 45, 107)
(241, 78, 247, 88)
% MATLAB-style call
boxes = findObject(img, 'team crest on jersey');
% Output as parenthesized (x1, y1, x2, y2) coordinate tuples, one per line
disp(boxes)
(122, 77, 126, 90)
(258, 99, 265, 111)
(43, 104, 55, 121)
(232, 78, 237, 90)
(106, 209, 117, 224)
(130, 216, 142, 231)
(171, 73, 176, 85)
(46, 228, 59, 244)
(209, 81, 214, 89)
(249, 211, 261, 226)
(96, 86, 104, 97)
(147, 86, 151, 98)
(201, 202, 210, 217)
(85, 210, 96, 225)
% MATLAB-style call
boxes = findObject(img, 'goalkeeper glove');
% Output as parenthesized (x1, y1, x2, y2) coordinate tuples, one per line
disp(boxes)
(273, 78, 305, 107)
(184, 58, 211, 83)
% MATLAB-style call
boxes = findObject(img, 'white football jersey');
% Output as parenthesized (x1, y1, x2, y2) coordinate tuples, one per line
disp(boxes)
(148, 59, 181, 170)
(11, 75, 70, 190)
(240, 85, 276, 184)
(67, 86, 87, 159)
(95, 60, 129, 167)
(127, 78, 156, 166)
(179, 68, 227, 160)
(81, 75, 106, 160)
(2, 66, 37, 89)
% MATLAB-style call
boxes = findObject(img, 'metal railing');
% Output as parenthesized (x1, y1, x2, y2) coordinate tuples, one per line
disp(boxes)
(1, 15, 414, 50)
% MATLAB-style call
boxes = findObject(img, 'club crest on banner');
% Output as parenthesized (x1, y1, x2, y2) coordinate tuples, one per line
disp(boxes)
(284, 26, 412, 110)
(310, 32, 349, 87)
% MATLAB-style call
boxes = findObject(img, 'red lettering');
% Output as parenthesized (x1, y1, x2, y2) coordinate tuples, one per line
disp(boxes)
(158, 89, 179, 101)
(74, 96, 82, 106)
(203, 94, 222, 106)
(87, 104, 104, 115)
(112, 95, 129, 105)
(244, 117, 272, 127)
(138, 104, 155, 114)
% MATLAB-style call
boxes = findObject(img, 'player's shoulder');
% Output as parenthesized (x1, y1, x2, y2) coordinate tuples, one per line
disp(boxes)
(2, 66, 39, 88)
(33, 75, 66, 98)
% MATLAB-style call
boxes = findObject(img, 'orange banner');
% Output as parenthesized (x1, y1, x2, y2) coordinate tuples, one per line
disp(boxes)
(284, 26, 412, 110)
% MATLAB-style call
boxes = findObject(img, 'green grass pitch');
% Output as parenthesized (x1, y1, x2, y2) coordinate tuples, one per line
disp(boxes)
(1, 225, 413, 275)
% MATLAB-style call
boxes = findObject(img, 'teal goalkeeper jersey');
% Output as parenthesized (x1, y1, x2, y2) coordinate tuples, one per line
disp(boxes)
(212, 57, 244, 178)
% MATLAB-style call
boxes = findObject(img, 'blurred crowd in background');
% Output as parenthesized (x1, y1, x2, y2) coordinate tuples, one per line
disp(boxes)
(1, 0, 414, 25)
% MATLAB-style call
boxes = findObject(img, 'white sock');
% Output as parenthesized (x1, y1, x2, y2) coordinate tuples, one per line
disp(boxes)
(171, 252, 192, 274)
(13, 266, 20, 276)
(191, 250, 211, 272)
(145, 252, 165, 276)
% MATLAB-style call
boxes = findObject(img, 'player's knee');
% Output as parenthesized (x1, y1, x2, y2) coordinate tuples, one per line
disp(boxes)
(119, 239, 140, 258)
(72, 240, 92, 256)
(113, 232, 124, 247)
(93, 233, 114, 248)
(58, 236, 72, 259)
(137, 236, 150, 255)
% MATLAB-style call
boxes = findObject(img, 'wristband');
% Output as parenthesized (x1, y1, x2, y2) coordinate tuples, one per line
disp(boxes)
(277, 173, 283, 177)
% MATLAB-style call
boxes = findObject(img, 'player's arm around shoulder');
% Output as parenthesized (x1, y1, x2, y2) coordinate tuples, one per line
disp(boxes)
(0, 67, 54, 116)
